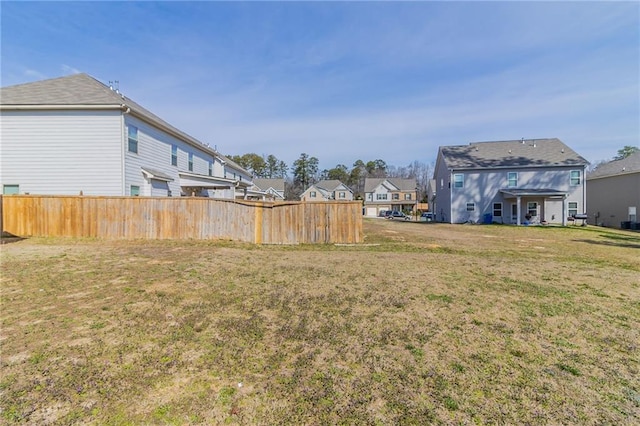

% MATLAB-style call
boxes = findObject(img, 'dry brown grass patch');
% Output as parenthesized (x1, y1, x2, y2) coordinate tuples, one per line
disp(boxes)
(1, 221, 639, 424)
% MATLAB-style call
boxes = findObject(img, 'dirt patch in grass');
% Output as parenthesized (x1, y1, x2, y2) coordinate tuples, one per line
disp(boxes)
(1, 220, 639, 424)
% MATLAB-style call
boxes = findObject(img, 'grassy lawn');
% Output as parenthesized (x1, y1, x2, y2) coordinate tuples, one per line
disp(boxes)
(1, 219, 638, 425)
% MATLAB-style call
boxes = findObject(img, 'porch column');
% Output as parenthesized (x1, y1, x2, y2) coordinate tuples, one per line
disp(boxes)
(516, 195, 522, 226)
(562, 196, 567, 226)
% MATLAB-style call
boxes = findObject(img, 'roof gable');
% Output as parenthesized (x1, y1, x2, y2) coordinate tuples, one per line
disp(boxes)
(364, 178, 415, 193)
(315, 180, 351, 193)
(253, 178, 285, 192)
(439, 138, 589, 170)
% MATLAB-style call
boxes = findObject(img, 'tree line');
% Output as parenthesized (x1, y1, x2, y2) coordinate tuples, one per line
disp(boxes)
(228, 152, 434, 201)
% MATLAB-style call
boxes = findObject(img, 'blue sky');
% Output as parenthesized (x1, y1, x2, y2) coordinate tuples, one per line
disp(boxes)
(2, 1, 638, 171)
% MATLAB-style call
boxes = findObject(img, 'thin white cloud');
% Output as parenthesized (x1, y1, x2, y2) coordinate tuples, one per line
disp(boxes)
(61, 64, 82, 75)
(23, 69, 47, 80)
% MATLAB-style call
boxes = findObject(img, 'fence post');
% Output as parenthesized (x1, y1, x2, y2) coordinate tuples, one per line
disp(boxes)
(254, 202, 263, 244)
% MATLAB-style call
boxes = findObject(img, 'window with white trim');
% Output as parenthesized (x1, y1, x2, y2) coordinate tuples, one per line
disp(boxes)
(570, 170, 581, 186)
(453, 174, 464, 188)
(171, 145, 178, 166)
(466, 202, 475, 211)
(188, 153, 194, 172)
(128, 125, 138, 153)
(507, 172, 518, 188)
(404, 193, 412, 200)
(310, 191, 316, 198)
(208, 161, 213, 176)
(568, 202, 578, 217)
(339, 192, 346, 199)
(527, 202, 538, 217)
(392, 193, 399, 200)
(130, 185, 140, 196)
(376, 193, 388, 200)
(493, 202, 502, 217)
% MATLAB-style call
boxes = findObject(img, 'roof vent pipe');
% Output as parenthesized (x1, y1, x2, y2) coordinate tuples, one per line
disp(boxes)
(521, 137, 525, 144)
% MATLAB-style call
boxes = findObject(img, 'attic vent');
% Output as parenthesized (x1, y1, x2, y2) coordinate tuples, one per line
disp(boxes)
(533, 143, 536, 148)
(508, 149, 512, 154)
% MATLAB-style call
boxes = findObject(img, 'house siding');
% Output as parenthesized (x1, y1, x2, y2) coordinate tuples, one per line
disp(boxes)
(433, 152, 452, 222)
(0, 110, 123, 195)
(448, 167, 586, 224)
(123, 115, 216, 197)
(587, 173, 640, 227)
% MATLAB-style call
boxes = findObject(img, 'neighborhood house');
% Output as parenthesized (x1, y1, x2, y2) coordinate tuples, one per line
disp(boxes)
(300, 180, 354, 202)
(250, 178, 286, 201)
(363, 178, 417, 217)
(587, 151, 640, 229)
(0, 73, 258, 199)
(434, 138, 589, 225)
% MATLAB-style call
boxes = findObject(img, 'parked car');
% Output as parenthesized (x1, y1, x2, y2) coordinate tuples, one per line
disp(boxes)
(389, 211, 410, 220)
(421, 212, 435, 222)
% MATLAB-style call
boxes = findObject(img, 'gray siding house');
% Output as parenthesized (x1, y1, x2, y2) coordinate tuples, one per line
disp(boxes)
(434, 138, 589, 225)
(586, 151, 640, 228)
(363, 178, 417, 216)
(0, 73, 252, 198)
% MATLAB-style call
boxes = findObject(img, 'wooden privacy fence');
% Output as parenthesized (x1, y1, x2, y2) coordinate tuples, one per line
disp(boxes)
(1, 195, 363, 244)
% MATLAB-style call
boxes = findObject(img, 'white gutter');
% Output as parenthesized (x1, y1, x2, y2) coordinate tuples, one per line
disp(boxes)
(0, 104, 125, 110)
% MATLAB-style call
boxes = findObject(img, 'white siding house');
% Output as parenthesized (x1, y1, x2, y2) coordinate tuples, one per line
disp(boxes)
(0, 73, 252, 198)
(434, 139, 589, 225)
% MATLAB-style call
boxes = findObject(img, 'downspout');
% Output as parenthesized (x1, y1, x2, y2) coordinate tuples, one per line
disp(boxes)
(120, 105, 131, 196)
(120, 107, 126, 195)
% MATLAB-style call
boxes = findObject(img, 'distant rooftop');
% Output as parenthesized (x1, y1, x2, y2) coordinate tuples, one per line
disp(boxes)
(587, 151, 640, 179)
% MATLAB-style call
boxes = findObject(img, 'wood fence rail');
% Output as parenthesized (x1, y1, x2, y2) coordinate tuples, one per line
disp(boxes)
(0, 195, 363, 244)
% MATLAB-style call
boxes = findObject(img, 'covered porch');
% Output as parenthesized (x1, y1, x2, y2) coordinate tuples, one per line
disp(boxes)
(500, 189, 568, 226)
(179, 172, 253, 199)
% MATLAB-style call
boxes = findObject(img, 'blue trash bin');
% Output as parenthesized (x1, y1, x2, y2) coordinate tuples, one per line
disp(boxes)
(483, 213, 493, 224)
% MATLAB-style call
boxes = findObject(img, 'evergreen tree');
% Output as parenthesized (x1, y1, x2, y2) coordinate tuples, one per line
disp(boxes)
(292, 153, 319, 189)
(614, 145, 639, 160)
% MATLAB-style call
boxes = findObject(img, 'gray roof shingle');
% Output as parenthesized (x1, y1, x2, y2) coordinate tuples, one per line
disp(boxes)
(364, 178, 417, 193)
(253, 178, 285, 192)
(315, 180, 350, 192)
(439, 138, 589, 169)
(587, 151, 640, 179)
(1, 73, 126, 105)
